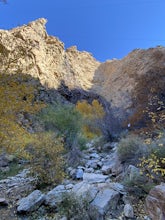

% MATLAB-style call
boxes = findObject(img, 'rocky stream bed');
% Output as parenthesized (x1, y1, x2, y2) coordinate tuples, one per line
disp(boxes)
(0, 142, 164, 220)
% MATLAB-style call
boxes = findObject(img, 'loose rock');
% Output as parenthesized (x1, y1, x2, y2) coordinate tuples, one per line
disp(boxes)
(17, 190, 45, 213)
(124, 204, 134, 218)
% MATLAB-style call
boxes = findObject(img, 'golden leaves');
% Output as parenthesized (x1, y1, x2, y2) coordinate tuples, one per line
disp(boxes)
(76, 99, 105, 139)
(0, 73, 45, 154)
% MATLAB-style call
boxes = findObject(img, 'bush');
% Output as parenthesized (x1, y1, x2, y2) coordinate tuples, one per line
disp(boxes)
(76, 99, 105, 139)
(139, 130, 165, 183)
(0, 73, 45, 155)
(59, 192, 97, 220)
(29, 132, 65, 187)
(38, 102, 85, 149)
(117, 134, 147, 164)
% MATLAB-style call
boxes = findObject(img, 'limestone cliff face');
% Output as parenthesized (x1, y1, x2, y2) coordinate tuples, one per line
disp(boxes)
(0, 18, 165, 122)
(0, 18, 100, 90)
(93, 47, 165, 118)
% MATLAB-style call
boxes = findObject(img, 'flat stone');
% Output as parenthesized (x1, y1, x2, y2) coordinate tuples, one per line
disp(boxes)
(109, 182, 126, 194)
(45, 185, 66, 207)
(85, 167, 94, 173)
(72, 182, 98, 202)
(17, 190, 45, 213)
(91, 188, 120, 216)
(83, 173, 109, 183)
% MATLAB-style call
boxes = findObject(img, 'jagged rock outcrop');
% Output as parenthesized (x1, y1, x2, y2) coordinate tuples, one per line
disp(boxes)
(0, 18, 99, 90)
(0, 18, 164, 125)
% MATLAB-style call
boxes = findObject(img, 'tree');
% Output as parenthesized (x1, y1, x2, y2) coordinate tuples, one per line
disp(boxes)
(76, 99, 105, 139)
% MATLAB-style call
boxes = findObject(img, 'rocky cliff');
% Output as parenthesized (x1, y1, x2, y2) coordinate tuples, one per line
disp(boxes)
(0, 18, 164, 125)
(0, 18, 99, 90)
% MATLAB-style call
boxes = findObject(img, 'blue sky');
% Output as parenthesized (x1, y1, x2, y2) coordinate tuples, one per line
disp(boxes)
(0, 0, 165, 61)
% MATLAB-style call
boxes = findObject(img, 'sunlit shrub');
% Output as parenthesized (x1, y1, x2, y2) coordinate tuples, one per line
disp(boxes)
(139, 130, 165, 182)
(76, 99, 105, 139)
(0, 73, 45, 155)
(29, 132, 65, 187)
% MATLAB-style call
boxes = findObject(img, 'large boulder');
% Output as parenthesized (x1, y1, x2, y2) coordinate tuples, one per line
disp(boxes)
(145, 183, 165, 220)
(44, 185, 67, 208)
(72, 182, 98, 202)
(90, 186, 120, 219)
(17, 190, 45, 213)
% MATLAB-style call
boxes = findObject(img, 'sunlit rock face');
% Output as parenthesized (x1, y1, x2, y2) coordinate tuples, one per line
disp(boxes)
(0, 18, 100, 90)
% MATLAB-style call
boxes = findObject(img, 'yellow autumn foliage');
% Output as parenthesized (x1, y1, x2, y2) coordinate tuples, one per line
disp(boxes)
(76, 99, 105, 138)
(29, 132, 65, 186)
(0, 73, 45, 154)
(0, 73, 65, 185)
(139, 131, 165, 182)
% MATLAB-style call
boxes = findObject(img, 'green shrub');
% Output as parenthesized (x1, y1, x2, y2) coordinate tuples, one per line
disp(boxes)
(0, 159, 23, 180)
(59, 192, 97, 220)
(38, 102, 86, 149)
(117, 134, 147, 164)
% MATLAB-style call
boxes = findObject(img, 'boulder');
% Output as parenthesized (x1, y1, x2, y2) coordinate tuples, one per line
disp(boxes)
(83, 173, 109, 183)
(72, 182, 98, 202)
(108, 182, 126, 195)
(86, 159, 100, 169)
(91, 187, 120, 218)
(45, 185, 66, 208)
(145, 183, 165, 220)
(17, 190, 45, 213)
(76, 168, 84, 180)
